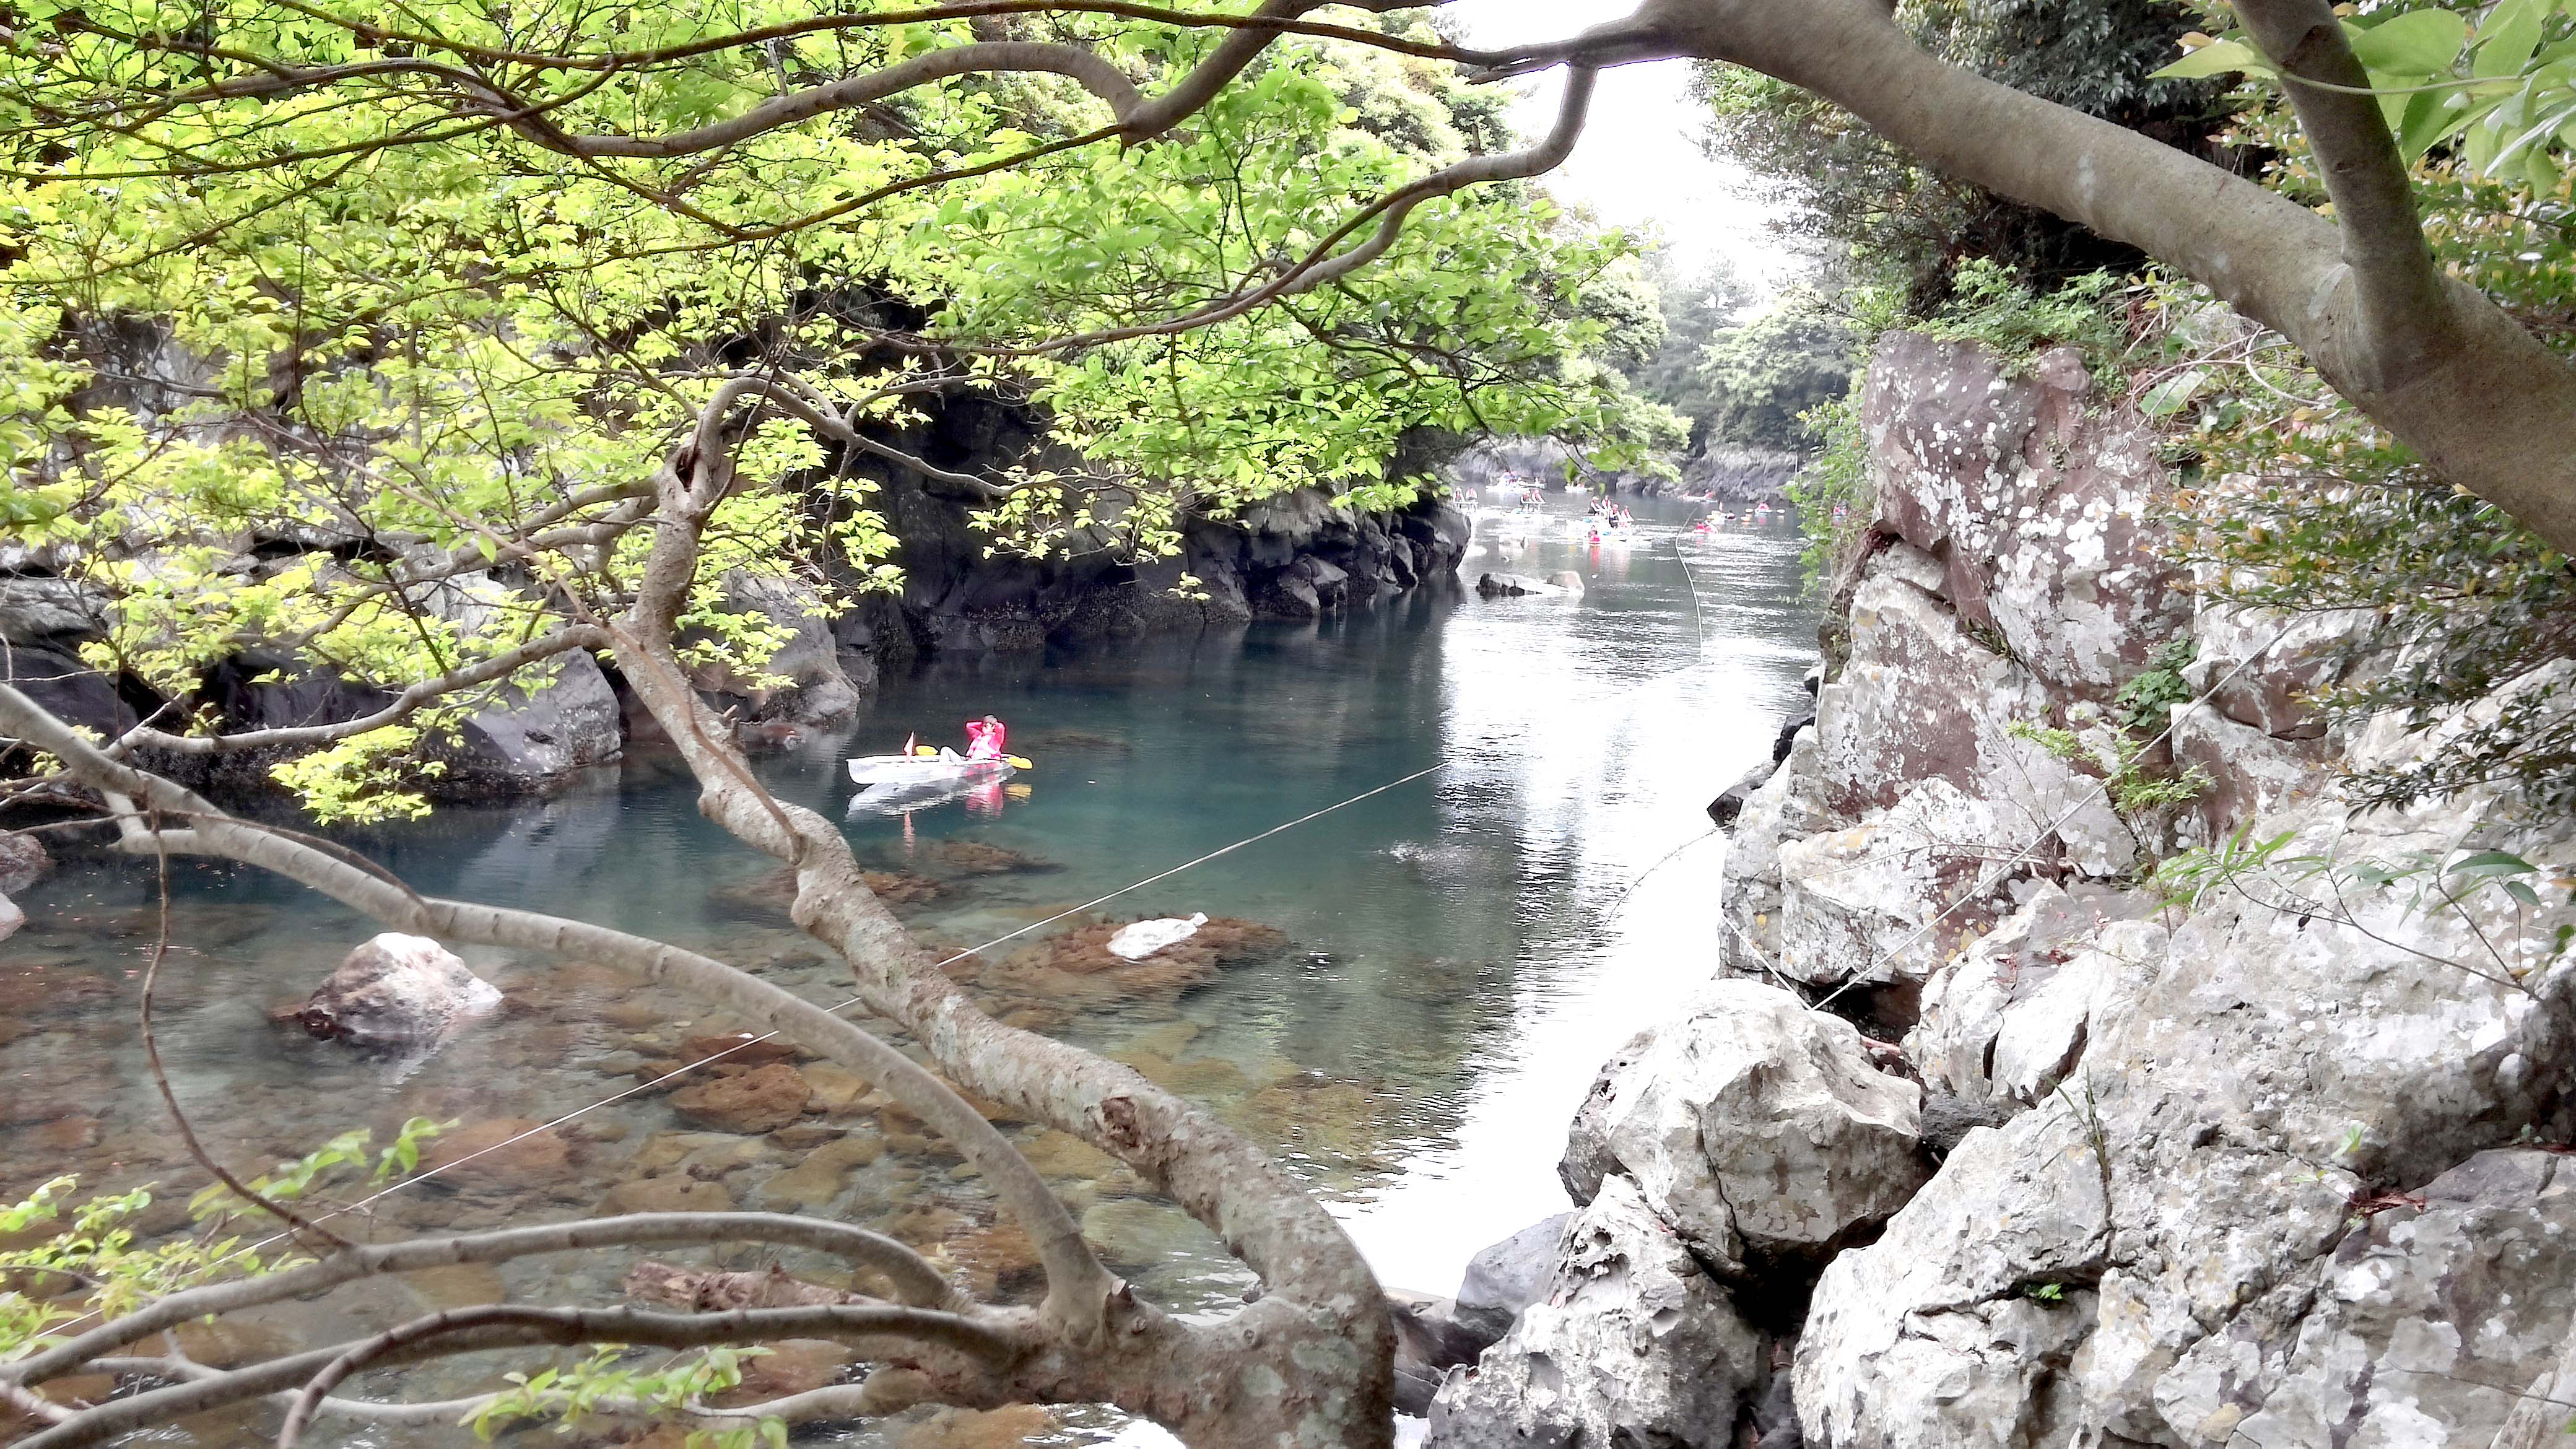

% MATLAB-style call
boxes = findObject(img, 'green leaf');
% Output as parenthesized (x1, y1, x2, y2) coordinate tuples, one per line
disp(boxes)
(2347, 11, 2471, 77)
(2474, 0, 2549, 80)
(2152, 39, 2274, 80)
(2447, 848, 2538, 881)
(2141, 367, 2208, 417)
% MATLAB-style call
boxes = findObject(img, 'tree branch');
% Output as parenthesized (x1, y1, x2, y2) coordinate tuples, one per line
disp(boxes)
(608, 453, 1396, 1430)
(2231, 0, 2458, 380)
(1552, 0, 2576, 553)
(23, 1303, 1025, 1449)
(108, 624, 611, 758)
(0, 682, 1115, 1338)
(6, 1214, 959, 1391)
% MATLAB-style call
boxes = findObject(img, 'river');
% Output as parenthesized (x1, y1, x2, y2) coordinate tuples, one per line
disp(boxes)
(0, 494, 1816, 1444)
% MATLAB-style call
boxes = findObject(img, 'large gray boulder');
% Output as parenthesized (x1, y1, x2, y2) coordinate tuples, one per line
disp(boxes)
(2157, 1149, 2576, 1447)
(688, 573, 864, 726)
(298, 934, 503, 1048)
(1455, 1211, 1572, 1341)
(1425, 1175, 1764, 1449)
(1560, 980, 1926, 1271)
(1792, 788, 2576, 1448)
(435, 650, 624, 796)
(1386, 1212, 1576, 1417)
(0, 830, 51, 895)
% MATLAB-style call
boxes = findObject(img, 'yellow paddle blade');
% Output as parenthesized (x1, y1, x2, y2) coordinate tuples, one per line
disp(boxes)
(1006, 755, 1034, 770)
(915, 745, 938, 757)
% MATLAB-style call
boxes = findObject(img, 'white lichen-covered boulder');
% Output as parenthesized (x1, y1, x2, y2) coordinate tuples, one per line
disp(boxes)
(1815, 554, 2133, 876)
(1907, 883, 2164, 1105)
(298, 933, 503, 1048)
(1793, 790, 2576, 1448)
(2157, 1149, 2576, 1447)
(2185, 593, 2370, 741)
(1773, 778, 2007, 989)
(1424, 1175, 1763, 1449)
(1560, 980, 1926, 1268)
(1795, 1097, 2117, 1449)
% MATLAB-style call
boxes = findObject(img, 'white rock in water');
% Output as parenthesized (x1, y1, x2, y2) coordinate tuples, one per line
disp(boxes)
(300, 933, 503, 1047)
(1107, 913, 1208, 961)
(0, 889, 21, 944)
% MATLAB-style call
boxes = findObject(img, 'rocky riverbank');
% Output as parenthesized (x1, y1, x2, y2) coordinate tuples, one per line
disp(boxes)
(1420, 332, 2576, 1447)
(0, 477, 1467, 803)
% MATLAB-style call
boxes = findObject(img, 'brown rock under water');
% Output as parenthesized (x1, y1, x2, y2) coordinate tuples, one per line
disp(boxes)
(669, 1063, 812, 1134)
(596, 1176, 736, 1216)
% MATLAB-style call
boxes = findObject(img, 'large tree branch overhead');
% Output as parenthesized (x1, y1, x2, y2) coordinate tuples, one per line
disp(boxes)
(1512, 0, 2576, 555)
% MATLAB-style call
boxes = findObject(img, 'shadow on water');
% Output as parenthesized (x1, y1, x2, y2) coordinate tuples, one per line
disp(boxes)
(0, 494, 1817, 1444)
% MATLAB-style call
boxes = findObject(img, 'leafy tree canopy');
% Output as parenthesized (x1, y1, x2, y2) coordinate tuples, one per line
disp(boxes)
(0, 1, 1665, 814)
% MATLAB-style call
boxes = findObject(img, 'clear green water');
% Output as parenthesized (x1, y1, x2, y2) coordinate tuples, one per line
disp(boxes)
(1, 497, 1814, 1443)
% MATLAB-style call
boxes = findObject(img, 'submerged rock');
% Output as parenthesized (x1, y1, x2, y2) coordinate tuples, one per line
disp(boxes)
(669, 1063, 813, 1135)
(297, 934, 502, 1048)
(0, 830, 51, 894)
(1474, 572, 1569, 598)
(1427, 1175, 1763, 1449)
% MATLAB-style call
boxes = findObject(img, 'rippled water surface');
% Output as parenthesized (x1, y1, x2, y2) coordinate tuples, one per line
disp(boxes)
(2, 496, 1814, 1445)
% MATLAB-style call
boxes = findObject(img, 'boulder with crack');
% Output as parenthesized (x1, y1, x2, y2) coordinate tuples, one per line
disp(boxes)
(1559, 980, 1926, 1271)
(1425, 1175, 1764, 1449)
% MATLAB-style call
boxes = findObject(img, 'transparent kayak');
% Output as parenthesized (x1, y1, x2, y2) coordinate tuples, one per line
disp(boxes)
(845, 749, 1016, 788)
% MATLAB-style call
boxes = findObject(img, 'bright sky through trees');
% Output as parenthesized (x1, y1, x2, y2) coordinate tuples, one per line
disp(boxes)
(1448, 0, 1798, 292)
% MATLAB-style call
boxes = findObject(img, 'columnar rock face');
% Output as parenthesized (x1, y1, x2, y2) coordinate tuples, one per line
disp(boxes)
(1432, 331, 2576, 1449)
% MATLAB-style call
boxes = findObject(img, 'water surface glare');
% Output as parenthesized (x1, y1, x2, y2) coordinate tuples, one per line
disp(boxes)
(1, 496, 1816, 1442)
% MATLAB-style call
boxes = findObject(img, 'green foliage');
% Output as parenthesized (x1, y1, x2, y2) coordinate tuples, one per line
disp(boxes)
(2170, 465, 2575, 815)
(2113, 638, 2198, 736)
(2152, 824, 2574, 981)
(1, 1177, 289, 1364)
(1785, 394, 1872, 588)
(1693, 301, 1859, 451)
(2160, 0, 2576, 196)
(1700, 0, 2238, 302)
(186, 1117, 453, 1225)
(1624, 255, 1756, 450)
(1897, 261, 2128, 374)
(465, 1344, 775, 1443)
(0, 3, 1668, 817)
(2007, 716, 2211, 825)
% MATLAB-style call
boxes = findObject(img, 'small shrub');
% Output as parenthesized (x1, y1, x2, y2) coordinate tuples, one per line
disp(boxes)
(1787, 393, 1872, 590)
(2008, 715, 2211, 827)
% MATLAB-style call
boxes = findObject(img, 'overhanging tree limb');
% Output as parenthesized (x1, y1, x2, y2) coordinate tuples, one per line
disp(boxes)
(1516, 0, 2576, 555)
